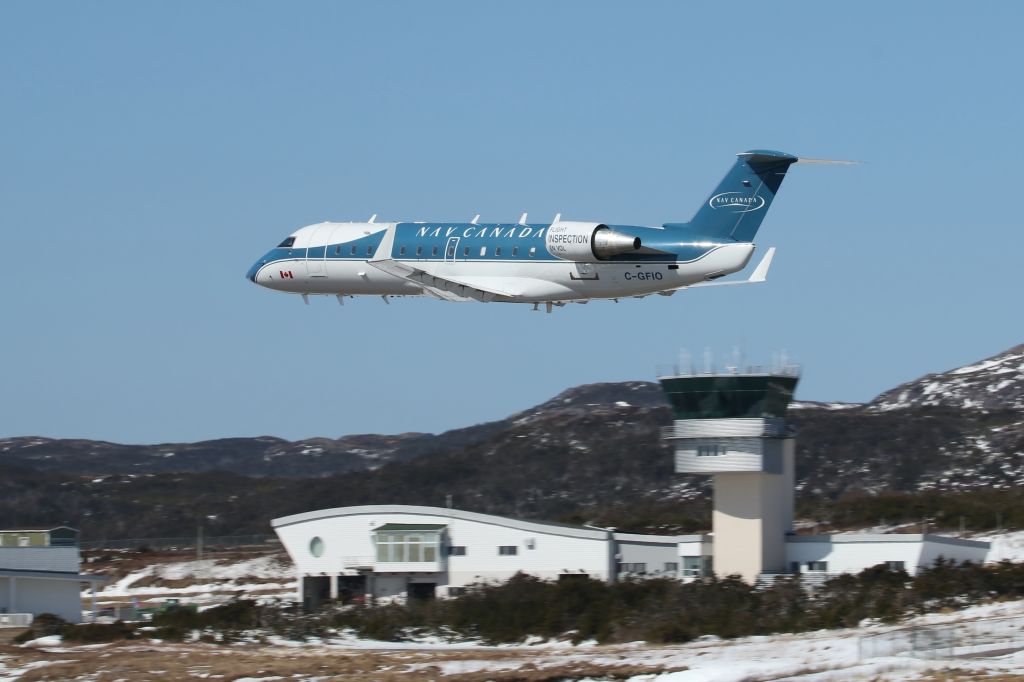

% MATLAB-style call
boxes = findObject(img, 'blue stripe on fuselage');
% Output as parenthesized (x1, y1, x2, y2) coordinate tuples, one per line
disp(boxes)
(393, 222, 558, 261)
(388, 222, 724, 263)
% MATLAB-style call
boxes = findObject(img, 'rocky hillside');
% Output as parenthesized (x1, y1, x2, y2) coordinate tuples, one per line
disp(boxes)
(1, 347, 1023, 538)
(871, 344, 1024, 411)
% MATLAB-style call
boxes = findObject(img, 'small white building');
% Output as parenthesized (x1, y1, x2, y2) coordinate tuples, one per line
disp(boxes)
(272, 505, 990, 607)
(0, 527, 106, 625)
(272, 505, 691, 607)
(784, 533, 989, 577)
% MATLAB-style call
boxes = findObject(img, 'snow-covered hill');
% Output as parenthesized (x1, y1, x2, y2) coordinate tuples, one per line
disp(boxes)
(872, 344, 1024, 411)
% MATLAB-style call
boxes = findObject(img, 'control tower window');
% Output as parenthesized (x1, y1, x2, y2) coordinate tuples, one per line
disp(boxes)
(278, 237, 296, 248)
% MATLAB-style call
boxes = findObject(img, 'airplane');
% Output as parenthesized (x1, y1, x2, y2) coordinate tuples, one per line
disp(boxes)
(246, 150, 837, 312)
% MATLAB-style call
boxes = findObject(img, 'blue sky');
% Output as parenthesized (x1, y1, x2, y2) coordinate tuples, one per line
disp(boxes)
(2, 2, 1022, 443)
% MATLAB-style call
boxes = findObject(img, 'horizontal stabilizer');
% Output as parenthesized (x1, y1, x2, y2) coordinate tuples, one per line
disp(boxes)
(795, 157, 862, 165)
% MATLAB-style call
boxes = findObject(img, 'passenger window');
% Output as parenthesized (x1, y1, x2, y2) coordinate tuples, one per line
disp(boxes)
(495, 246, 502, 257)
(399, 246, 407, 256)
(480, 246, 487, 256)
(366, 245, 374, 256)
(334, 246, 340, 256)
(416, 246, 423, 256)
(463, 246, 470, 256)
(529, 247, 536, 257)
(350, 245, 357, 256)
(432, 246, 439, 256)
(512, 246, 519, 257)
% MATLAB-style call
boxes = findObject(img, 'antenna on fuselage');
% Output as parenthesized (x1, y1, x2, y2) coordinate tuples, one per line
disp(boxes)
(471, 214, 480, 224)
(518, 213, 528, 226)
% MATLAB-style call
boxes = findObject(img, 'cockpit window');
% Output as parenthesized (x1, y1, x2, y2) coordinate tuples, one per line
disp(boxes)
(278, 237, 296, 248)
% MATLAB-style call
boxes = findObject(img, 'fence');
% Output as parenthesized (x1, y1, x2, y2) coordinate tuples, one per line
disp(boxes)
(860, 615, 1024, 660)
(79, 534, 279, 551)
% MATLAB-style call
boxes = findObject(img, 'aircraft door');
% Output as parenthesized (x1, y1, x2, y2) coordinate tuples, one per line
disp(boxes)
(305, 225, 332, 277)
(444, 237, 460, 263)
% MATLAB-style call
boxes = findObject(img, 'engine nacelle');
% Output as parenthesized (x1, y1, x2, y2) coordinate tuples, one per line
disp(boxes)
(545, 222, 641, 261)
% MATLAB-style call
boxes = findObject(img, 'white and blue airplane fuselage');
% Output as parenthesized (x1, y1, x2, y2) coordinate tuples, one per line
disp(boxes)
(246, 150, 801, 308)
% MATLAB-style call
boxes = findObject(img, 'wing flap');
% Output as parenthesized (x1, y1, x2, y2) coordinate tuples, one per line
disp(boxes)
(368, 259, 516, 302)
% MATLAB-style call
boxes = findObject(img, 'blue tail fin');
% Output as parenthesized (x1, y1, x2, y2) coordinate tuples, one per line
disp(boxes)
(665, 150, 798, 242)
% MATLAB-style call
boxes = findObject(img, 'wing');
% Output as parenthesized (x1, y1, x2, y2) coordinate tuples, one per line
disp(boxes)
(368, 259, 517, 302)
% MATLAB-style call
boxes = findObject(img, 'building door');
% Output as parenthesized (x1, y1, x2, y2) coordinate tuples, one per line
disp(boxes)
(409, 582, 436, 601)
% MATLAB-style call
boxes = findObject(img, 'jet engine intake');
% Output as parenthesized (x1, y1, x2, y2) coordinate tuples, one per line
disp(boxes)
(545, 222, 641, 261)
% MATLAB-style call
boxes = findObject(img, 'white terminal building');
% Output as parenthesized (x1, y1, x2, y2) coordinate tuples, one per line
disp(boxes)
(272, 368, 989, 605)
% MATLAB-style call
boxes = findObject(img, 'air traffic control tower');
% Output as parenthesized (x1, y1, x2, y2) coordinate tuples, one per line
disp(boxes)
(660, 366, 800, 583)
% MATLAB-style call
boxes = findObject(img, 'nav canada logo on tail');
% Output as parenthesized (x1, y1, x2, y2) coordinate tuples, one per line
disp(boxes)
(709, 192, 766, 213)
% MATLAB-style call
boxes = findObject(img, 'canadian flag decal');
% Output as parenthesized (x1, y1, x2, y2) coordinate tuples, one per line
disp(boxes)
(280, 270, 294, 279)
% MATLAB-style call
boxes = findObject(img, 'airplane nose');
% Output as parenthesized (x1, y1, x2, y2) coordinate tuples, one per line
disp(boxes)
(245, 261, 264, 283)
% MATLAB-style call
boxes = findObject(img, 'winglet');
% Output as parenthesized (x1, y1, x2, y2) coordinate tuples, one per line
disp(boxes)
(749, 246, 775, 283)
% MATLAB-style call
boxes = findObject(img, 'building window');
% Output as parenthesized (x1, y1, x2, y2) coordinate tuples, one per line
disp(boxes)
(807, 561, 828, 572)
(885, 561, 906, 571)
(681, 556, 703, 577)
(525, 538, 536, 550)
(664, 562, 679, 573)
(309, 536, 324, 558)
(448, 546, 466, 556)
(619, 563, 647, 575)
(697, 444, 726, 457)
(376, 532, 441, 562)
(498, 546, 518, 556)
(448, 587, 467, 597)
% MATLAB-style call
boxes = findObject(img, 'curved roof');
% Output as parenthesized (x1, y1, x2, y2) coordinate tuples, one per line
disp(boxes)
(272, 505, 701, 543)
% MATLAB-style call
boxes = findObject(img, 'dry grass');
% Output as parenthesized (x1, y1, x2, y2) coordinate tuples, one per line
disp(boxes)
(913, 671, 1024, 682)
(0, 640, 688, 681)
